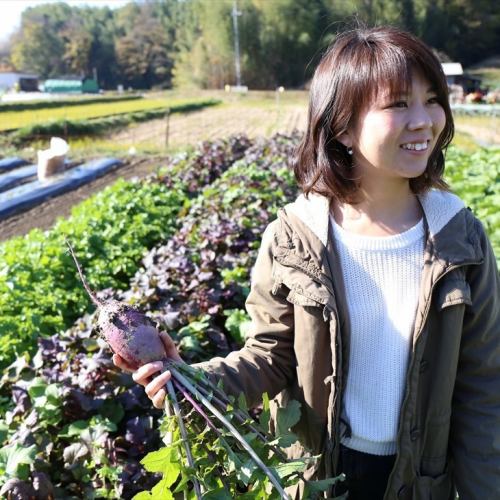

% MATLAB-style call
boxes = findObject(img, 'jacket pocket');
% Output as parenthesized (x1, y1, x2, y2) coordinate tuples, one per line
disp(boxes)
(413, 468, 453, 500)
(435, 276, 471, 311)
(420, 415, 451, 477)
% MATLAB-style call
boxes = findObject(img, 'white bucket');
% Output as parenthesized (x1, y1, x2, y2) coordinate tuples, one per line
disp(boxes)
(37, 137, 70, 181)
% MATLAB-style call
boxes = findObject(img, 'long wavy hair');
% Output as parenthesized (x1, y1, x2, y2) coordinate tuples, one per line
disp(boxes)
(293, 26, 454, 204)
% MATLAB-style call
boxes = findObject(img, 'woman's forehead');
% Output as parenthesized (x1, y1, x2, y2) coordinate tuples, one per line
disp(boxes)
(375, 71, 435, 99)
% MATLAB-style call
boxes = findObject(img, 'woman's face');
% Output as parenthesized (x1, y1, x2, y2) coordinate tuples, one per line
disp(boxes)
(342, 70, 446, 185)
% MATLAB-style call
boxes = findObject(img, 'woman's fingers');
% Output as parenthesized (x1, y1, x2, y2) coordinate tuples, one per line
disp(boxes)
(159, 331, 183, 362)
(151, 387, 167, 409)
(145, 369, 172, 401)
(132, 361, 165, 386)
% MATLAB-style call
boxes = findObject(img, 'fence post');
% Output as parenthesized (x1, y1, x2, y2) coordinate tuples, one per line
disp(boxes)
(165, 108, 171, 149)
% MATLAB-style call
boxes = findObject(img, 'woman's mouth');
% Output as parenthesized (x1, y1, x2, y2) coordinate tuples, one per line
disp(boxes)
(400, 140, 430, 153)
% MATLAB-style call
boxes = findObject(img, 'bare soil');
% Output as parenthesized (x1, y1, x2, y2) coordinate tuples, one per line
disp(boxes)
(109, 102, 308, 148)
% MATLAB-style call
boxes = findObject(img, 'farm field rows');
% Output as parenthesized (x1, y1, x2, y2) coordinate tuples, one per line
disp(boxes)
(0, 134, 498, 494)
(101, 92, 498, 153)
(0, 96, 218, 132)
(1, 90, 497, 159)
(109, 100, 308, 149)
(0, 134, 301, 498)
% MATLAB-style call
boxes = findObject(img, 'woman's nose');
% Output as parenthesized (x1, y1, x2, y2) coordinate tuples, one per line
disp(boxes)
(407, 104, 433, 130)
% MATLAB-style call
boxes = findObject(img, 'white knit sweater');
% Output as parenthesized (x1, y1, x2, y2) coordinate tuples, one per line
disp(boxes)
(331, 215, 425, 456)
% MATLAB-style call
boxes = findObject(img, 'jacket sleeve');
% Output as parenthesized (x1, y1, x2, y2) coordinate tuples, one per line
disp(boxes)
(193, 221, 296, 408)
(450, 220, 500, 498)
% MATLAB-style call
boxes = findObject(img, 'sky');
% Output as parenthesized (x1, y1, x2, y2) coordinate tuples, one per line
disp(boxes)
(0, 0, 132, 43)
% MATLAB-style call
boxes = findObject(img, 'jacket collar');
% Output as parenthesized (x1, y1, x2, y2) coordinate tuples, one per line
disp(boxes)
(283, 190, 483, 267)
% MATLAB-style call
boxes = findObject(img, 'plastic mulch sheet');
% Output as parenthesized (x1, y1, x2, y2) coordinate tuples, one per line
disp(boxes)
(0, 157, 30, 172)
(0, 158, 123, 219)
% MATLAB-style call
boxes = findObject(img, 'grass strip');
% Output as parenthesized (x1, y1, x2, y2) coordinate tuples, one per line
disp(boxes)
(9, 99, 221, 142)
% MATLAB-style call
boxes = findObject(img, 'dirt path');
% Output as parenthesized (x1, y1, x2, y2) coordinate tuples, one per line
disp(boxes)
(454, 123, 500, 147)
(110, 102, 308, 148)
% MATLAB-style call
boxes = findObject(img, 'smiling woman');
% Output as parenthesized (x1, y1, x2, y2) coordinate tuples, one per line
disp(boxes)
(114, 25, 500, 500)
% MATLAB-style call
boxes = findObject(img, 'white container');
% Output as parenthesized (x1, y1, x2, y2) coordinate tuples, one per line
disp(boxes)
(37, 137, 70, 181)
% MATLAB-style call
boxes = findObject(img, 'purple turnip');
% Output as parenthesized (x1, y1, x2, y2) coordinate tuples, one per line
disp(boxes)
(66, 241, 165, 370)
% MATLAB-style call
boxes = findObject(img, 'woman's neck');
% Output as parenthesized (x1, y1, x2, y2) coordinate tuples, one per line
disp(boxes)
(332, 182, 423, 236)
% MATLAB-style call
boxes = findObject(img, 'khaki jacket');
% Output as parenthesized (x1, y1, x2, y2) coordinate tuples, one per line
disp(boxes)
(199, 190, 500, 499)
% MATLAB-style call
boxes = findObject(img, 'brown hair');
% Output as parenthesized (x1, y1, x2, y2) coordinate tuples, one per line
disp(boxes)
(293, 26, 453, 204)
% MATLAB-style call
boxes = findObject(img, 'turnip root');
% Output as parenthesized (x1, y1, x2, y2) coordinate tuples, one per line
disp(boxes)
(66, 241, 165, 370)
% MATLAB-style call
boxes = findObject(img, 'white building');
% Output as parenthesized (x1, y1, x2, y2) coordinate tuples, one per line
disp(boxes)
(0, 72, 39, 92)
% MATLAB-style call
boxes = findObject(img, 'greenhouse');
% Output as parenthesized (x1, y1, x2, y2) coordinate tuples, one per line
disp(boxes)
(43, 78, 99, 93)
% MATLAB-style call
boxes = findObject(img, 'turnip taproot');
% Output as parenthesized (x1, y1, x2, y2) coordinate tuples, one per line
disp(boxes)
(66, 241, 165, 370)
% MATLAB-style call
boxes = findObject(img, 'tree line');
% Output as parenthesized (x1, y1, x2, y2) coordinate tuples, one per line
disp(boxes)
(1, 0, 498, 90)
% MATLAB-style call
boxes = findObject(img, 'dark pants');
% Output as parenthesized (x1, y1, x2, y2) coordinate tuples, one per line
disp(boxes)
(335, 444, 396, 500)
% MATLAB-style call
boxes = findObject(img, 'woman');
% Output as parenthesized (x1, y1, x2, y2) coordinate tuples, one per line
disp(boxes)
(114, 26, 500, 499)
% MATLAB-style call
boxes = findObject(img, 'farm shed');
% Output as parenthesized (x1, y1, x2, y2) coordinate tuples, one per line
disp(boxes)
(0, 72, 39, 92)
(43, 78, 99, 94)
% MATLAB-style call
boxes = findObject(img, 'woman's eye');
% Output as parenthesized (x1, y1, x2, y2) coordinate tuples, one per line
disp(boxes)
(391, 101, 407, 108)
(427, 96, 439, 104)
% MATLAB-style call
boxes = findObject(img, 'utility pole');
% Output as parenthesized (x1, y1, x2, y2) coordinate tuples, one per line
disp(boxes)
(232, 0, 242, 87)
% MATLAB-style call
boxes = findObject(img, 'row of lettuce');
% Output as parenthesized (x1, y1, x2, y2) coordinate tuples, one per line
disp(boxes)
(0, 138, 498, 498)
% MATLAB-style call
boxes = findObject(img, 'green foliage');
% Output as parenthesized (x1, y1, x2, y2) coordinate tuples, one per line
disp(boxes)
(0, 444, 37, 482)
(224, 309, 252, 344)
(445, 146, 500, 265)
(26, 377, 63, 427)
(0, 179, 184, 368)
(6, 0, 500, 90)
(0, 95, 142, 113)
(136, 389, 328, 499)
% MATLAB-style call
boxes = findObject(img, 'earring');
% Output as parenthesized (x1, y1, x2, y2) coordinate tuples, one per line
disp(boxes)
(347, 147, 353, 155)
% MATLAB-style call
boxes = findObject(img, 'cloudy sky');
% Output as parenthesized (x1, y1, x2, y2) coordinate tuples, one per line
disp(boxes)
(0, 0, 132, 43)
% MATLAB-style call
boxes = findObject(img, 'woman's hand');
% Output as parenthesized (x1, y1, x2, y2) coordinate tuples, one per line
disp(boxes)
(112, 331, 184, 409)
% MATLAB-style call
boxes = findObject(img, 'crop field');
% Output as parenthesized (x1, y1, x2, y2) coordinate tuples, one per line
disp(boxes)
(0, 96, 218, 132)
(76, 91, 500, 154)
(109, 97, 308, 150)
